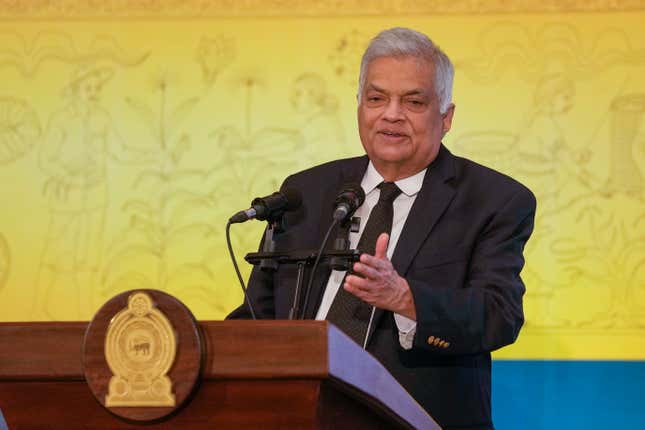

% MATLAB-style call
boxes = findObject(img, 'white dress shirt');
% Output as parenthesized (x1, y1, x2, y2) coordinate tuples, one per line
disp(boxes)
(315, 161, 425, 349)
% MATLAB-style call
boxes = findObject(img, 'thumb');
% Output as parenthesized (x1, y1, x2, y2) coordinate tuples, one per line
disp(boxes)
(374, 233, 389, 259)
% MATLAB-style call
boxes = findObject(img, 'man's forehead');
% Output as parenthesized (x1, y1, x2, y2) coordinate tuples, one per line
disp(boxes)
(363, 56, 435, 94)
(366, 54, 434, 72)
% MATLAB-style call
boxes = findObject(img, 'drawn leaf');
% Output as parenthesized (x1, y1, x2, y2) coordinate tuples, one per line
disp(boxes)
(168, 168, 207, 183)
(134, 169, 166, 189)
(169, 97, 200, 136)
(167, 197, 213, 228)
(123, 199, 155, 218)
(125, 97, 158, 139)
(100, 271, 155, 297)
(102, 244, 161, 281)
(166, 223, 216, 246)
(165, 263, 215, 289)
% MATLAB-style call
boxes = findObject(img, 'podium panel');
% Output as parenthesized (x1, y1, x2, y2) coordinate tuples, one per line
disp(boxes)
(0, 301, 439, 429)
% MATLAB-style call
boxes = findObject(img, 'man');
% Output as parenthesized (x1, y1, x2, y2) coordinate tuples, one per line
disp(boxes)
(228, 27, 536, 430)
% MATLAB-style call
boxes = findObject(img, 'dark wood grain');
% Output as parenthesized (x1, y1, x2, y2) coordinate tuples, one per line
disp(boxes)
(0, 319, 439, 429)
(0, 321, 85, 379)
(0, 380, 321, 430)
(0, 321, 329, 380)
(201, 319, 328, 379)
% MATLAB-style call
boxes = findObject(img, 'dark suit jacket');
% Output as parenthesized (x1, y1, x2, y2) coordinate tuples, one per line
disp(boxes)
(228, 145, 536, 430)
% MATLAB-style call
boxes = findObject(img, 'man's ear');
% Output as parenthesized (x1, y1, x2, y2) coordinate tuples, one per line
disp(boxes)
(442, 103, 455, 135)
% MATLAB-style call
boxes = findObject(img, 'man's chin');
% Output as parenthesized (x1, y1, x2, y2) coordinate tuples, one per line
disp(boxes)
(371, 147, 411, 163)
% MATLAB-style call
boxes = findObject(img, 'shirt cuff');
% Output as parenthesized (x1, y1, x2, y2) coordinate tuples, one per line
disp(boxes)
(394, 313, 417, 350)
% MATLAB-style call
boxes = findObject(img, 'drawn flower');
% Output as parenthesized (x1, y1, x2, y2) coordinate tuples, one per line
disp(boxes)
(329, 29, 368, 86)
(0, 97, 41, 164)
(195, 35, 235, 85)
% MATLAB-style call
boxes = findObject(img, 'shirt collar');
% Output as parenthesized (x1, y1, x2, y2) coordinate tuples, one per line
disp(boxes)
(361, 161, 427, 197)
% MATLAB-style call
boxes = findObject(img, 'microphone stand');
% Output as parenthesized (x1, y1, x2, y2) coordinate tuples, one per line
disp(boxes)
(245, 248, 361, 320)
(330, 216, 360, 271)
(258, 217, 283, 272)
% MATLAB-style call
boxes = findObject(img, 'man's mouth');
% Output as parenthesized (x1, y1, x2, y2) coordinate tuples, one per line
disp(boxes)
(378, 130, 407, 138)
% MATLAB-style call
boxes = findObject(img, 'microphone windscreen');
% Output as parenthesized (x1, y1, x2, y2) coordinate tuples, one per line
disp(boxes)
(282, 188, 303, 211)
(341, 183, 366, 206)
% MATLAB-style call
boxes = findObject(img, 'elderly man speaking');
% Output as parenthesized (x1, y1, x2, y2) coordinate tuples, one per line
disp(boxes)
(229, 27, 536, 430)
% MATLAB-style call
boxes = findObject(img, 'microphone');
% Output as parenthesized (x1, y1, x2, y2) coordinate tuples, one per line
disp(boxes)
(230, 189, 302, 224)
(332, 183, 365, 221)
(298, 184, 365, 319)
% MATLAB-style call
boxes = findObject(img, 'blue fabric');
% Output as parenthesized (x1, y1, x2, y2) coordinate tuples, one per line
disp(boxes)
(0, 408, 8, 430)
(492, 360, 645, 430)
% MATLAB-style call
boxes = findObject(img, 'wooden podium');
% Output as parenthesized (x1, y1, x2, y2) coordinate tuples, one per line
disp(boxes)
(0, 296, 439, 429)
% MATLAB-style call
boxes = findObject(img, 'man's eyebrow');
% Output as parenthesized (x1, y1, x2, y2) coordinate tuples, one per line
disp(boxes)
(365, 83, 428, 97)
(365, 83, 386, 93)
(404, 89, 428, 96)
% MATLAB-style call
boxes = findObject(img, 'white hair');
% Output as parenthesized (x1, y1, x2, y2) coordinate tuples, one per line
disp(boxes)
(358, 27, 454, 114)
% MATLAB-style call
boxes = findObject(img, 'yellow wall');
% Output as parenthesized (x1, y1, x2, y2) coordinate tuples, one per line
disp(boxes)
(0, 2, 644, 360)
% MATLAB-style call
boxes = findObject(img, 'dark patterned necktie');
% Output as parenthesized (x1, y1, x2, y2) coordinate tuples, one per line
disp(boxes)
(326, 182, 402, 345)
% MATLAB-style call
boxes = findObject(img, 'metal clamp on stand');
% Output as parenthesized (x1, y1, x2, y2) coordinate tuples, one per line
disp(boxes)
(245, 248, 361, 320)
(330, 216, 361, 271)
(258, 217, 284, 272)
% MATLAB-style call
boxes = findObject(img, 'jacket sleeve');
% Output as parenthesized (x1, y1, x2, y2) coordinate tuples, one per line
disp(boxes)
(226, 263, 276, 320)
(226, 174, 299, 320)
(408, 187, 536, 355)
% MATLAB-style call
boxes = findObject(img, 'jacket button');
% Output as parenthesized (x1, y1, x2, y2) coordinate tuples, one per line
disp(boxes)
(443, 342, 450, 348)
(427, 336, 435, 344)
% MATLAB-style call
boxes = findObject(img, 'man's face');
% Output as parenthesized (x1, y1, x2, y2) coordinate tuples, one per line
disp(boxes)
(358, 56, 454, 180)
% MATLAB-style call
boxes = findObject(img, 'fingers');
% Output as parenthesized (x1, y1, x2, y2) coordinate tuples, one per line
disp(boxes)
(351, 261, 381, 279)
(344, 274, 368, 291)
(374, 233, 389, 259)
(355, 232, 392, 276)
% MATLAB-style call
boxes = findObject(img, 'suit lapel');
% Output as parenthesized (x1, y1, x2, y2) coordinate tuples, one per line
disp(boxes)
(366, 145, 458, 344)
(391, 145, 457, 275)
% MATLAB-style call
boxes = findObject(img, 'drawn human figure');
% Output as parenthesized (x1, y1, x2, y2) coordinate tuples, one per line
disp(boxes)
(602, 94, 645, 199)
(33, 65, 145, 320)
(567, 94, 645, 328)
(516, 74, 597, 212)
(452, 74, 596, 328)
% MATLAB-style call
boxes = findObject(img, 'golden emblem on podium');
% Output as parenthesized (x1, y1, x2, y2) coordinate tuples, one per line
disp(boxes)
(104, 291, 177, 407)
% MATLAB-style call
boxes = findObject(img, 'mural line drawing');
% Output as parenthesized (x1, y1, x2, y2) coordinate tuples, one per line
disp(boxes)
(329, 29, 368, 86)
(456, 22, 645, 84)
(454, 22, 645, 331)
(32, 64, 150, 320)
(0, 30, 150, 78)
(0, 97, 41, 165)
(101, 61, 233, 316)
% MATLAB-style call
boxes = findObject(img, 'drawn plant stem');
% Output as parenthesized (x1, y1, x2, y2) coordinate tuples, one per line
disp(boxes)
(103, 73, 213, 298)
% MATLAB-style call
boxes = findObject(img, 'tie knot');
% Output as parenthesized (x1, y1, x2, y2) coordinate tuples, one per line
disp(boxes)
(377, 182, 402, 203)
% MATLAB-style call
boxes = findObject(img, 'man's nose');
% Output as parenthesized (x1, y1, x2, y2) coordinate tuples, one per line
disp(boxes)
(382, 100, 404, 121)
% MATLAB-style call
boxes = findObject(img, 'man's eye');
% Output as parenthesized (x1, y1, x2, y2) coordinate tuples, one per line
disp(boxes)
(405, 99, 427, 111)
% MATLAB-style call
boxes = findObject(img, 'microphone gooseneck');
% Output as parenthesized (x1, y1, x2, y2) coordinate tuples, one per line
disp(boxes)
(225, 220, 257, 319)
